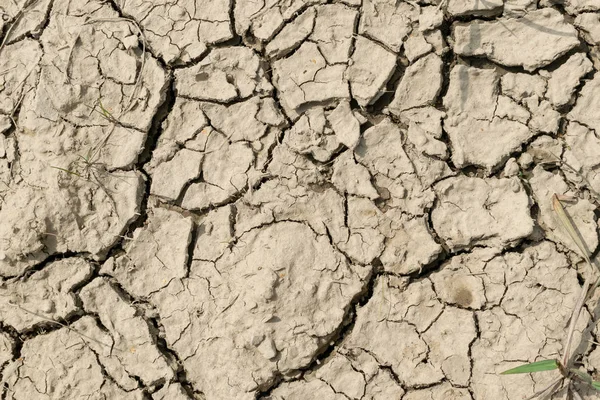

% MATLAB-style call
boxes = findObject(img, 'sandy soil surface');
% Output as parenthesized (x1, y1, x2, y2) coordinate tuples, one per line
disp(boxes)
(1, 0, 600, 399)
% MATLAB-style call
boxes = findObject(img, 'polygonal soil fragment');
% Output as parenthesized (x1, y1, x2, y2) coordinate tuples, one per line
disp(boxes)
(378, 209, 443, 275)
(561, 0, 600, 15)
(311, 4, 358, 64)
(447, 117, 533, 171)
(1, 316, 145, 399)
(388, 53, 443, 115)
(152, 221, 369, 400)
(546, 53, 593, 108)
(501, 72, 547, 103)
(431, 176, 534, 251)
(575, 12, 600, 45)
(100, 207, 193, 298)
(332, 152, 379, 199)
(452, 9, 580, 71)
(284, 107, 340, 162)
(0, 258, 93, 332)
(471, 242, 588, 399)
(359, 0, 418, 52)
(327, 101, 361, 149)
(265, 8, 316, 59)
(404, 33, 433, 62)
(80, 278, 174, 388)
(443, 65, 533, 171)
(347, 35, 397, 107)
(355, 119, 413, 179)
(402, 106, 448, 158)
(150, 149, 203, 201)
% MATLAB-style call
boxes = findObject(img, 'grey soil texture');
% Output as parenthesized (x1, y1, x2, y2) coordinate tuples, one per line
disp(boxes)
(2, 0, 600, 399)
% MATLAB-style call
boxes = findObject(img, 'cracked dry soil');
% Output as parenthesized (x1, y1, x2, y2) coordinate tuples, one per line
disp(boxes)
(2, 0, 600, 399)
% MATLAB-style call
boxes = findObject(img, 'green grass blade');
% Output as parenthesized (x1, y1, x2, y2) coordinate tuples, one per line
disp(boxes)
(570, 368, 593, 385)
(552, 194, 592, 267)
(501, 359, 559, 375)
(592, 381, 600, 392)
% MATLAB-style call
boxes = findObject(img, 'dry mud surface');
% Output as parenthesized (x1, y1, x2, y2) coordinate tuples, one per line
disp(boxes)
(2, 0, 600, 399)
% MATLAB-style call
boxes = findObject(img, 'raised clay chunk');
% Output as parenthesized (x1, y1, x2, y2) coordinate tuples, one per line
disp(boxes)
(546, 53, 593, 108)
(359, 0, 418, 52)
(431, 176, 534, 251)
(327, 101, 361, 149)
(501, 72, 547, 102)
(444, 65, 498, 121)
(379, 212, 443, 275)
(265, 8, 316, 59)
(452, 9, 579, 71)
(347, 35, 397, 107)
(355, 119, 414, 179)
(388, 53, 443, 115)
(332, 152, 379, 199)
(575, 13, 600, 44)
